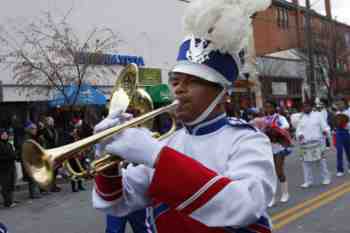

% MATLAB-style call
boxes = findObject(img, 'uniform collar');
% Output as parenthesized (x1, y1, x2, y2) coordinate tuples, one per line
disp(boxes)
(184, 113, 228, 136)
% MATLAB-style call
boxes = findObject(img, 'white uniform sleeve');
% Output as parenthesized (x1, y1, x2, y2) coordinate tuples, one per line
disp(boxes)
(192, 131, 276, 227)
(148, 130, 277, 228)
(295, 115, 304, 139)
(319, 114, 330, 135)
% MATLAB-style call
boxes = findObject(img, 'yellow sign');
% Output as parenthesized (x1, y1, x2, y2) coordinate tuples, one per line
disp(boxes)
(139, 68, 162, 86)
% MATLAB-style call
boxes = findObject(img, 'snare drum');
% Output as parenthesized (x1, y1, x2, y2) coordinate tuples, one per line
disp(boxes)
(299, 141, 323, 162)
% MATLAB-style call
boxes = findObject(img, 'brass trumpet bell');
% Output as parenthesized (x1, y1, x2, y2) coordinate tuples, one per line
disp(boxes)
(22, 140, 54, 188)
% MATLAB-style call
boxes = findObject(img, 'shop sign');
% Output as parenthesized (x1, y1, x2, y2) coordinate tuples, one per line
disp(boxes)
(75, 52, 145, 66)
(272, 82, 288, 96)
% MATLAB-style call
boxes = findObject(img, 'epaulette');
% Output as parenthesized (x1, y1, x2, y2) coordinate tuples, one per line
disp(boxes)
(227, 117, 257, 132)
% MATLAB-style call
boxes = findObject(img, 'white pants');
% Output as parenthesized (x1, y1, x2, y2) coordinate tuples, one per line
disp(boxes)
(302, 159, 331, 184)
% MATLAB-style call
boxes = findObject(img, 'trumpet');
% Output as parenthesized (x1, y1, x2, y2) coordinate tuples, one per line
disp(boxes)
(22, 63, 178, 189)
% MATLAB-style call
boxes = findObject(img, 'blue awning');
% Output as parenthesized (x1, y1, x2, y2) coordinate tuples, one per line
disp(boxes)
(48, 84, 107, 107)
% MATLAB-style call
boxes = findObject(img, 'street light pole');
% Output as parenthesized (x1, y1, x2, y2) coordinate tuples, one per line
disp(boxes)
(244, 73, 253, 107)
(305, 0, 316, 100)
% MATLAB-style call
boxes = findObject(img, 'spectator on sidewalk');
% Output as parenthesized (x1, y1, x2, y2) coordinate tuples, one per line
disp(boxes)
(0, 128, 17, 208)
(66, 127, 86, 193)
(39, 116, 61, 192)
(21, 121, 42, 199)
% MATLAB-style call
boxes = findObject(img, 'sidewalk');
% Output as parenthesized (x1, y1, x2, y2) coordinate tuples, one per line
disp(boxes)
(14, 163, 70, 192)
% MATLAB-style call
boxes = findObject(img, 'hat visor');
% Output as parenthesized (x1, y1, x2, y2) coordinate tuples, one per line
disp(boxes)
(169, 61, 231, 87)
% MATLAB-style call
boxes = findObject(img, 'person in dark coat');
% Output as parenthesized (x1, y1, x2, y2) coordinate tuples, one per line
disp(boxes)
(66, 126, 86, 192)
(0, 128, 17, 207)
(39, 117, 61, 192)
(21, 121, 42, 199)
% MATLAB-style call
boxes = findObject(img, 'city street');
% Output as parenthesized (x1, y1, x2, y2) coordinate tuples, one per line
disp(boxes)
(1, 148, 350, 233)
(0, 182, 106, 233)
(269, 148, 350, 233)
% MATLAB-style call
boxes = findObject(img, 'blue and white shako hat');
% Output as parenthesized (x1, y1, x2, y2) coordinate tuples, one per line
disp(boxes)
(171, 35, 241, 88)
(170, 0, 271, 89)
(169, 0, 271, 126)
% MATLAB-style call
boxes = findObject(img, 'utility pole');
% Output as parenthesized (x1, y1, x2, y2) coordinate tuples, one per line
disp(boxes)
(305, 0, 316, 100)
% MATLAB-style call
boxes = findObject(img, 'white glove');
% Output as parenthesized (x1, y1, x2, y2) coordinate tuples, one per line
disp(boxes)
(94, 112, 133, 158)
(105, 127, 164, 167)
(94, 112, 133, 134)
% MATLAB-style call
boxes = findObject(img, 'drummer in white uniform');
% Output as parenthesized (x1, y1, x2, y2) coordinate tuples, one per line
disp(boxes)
(296, 102, 331, 188)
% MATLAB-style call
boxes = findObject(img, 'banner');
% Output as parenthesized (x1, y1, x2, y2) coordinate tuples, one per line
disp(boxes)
(75, 52, 145, 67)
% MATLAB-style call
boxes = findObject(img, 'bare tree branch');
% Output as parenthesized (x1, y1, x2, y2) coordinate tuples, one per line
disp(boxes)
(0, 10, 121, 105)
(306, 22, 350, 101)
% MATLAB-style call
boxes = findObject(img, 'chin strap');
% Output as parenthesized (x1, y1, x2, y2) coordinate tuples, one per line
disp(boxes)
(185, 88, 227, 126)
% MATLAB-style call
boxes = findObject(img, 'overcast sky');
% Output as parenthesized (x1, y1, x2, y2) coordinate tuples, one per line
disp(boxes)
(0, 0, 348, 69)
(0, 0, 187, 69)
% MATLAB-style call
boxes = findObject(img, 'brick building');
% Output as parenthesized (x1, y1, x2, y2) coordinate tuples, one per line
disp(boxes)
(252, 0, 350, 103)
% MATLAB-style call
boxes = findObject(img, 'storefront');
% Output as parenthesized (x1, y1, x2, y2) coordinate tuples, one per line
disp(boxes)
(257, 50, 307, 110)
(0, 51, 161, 129)
(259, 76, 303, 109)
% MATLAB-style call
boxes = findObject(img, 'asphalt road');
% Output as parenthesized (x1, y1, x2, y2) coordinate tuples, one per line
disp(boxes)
(1, 147, 350, 233)
(0, 182, 106, 233)
(268, 147, 350, 233)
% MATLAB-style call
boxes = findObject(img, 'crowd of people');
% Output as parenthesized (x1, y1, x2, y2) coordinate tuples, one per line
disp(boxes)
(0, 114, 95, 208)
(245, 97, 350, 208)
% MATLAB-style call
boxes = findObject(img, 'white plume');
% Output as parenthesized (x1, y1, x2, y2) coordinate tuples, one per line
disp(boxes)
(183, 0, 271, 54)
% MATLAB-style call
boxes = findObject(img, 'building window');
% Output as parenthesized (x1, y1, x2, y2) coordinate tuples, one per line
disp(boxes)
(283, 9, 289, 28)
(320, 21, 327, 36)
(277, 7, 289, 29)
(345, 33, 350, 48)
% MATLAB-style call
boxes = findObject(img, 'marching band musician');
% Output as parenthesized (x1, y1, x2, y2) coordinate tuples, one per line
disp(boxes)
(334, 97, 350, 177)
(263, 101, 292, 206)
(92, 0, 276, 232)
(296, 102, 331, 188)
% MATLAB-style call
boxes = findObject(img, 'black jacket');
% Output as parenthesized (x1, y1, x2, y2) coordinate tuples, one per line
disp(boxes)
(39, 127, 59, 149)
(0, 140, 16, 173)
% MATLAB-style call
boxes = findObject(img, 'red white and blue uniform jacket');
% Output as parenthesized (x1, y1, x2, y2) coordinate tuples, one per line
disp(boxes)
(93, 114, 277, 233)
